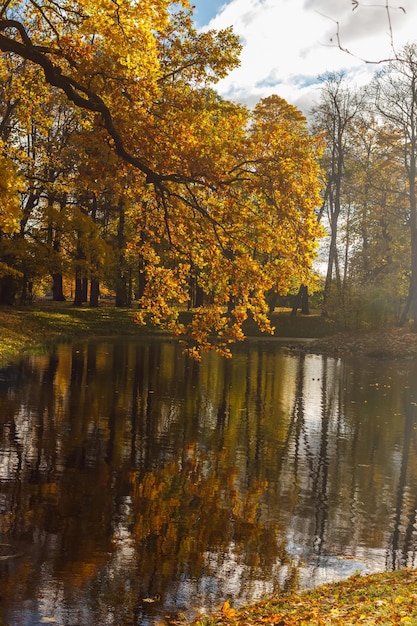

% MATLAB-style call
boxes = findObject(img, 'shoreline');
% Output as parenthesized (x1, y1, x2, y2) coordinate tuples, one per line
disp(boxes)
(187, 568, 417, 625)
(2, 302, 417, 368)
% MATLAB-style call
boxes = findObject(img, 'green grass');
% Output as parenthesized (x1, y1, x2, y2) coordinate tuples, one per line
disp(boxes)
(0, 301, 146, 367)
(0, 302, 337, 368)
(267, 309, 338, 338)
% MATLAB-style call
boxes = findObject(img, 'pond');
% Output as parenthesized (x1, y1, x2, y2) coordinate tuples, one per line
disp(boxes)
(0, 336, 417, 625)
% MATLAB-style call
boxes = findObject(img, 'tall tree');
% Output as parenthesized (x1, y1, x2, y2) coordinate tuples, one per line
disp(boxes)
(132, 94, 324, 357)
(310, 72, 365, 316)
(0, 1, 240, 187)
(345, 115, 409, 321)
(373, 43, 417, 327)
(247, 95, 324, 300)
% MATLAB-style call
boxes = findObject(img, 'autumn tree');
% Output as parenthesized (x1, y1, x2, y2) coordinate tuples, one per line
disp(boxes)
(0, 1, 325, 354)
(372, 43, 417, 327)
(0, 1, 240, 183)
(316, 3, 417, 327)
(0, 148, 22, 300)
(245, 95, 324, 314)
(342, 113, 410, 325)
(0, 52, 31, 303)
(129, 93, 324, 357)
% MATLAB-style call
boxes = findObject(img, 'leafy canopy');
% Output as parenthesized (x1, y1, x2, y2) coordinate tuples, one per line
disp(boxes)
(0, 0, 324, 356)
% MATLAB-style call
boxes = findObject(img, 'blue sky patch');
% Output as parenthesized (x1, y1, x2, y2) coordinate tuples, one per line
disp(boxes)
(191, 1, 226, 27)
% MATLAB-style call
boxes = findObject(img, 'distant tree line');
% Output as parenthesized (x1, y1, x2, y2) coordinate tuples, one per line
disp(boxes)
(312, 44, 417, 330)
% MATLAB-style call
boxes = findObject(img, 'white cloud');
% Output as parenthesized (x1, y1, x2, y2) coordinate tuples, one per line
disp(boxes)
(200, 0, 417, 113)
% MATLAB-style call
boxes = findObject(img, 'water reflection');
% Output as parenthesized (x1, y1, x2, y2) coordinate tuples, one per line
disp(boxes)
(0, 337, 417, 625)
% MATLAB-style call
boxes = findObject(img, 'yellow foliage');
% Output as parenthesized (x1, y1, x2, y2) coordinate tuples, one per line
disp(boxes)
(0, 150, 22, 234)
(129, 93, 324, 357)
(0, 3, 323, 354)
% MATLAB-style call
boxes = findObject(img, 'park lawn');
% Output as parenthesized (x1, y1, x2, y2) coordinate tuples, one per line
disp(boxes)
(188, 569, 417, 625)
(0, 302, 334, 368)
(0, 301, 142, 367)
(1, 301, 417, 367)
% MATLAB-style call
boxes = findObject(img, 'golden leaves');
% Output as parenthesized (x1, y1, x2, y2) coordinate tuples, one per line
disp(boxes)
(0, 150, 22, 234)
(0, 2, 324, 354)
(221, 601, 237, 619)
(126, 90, 324, 358)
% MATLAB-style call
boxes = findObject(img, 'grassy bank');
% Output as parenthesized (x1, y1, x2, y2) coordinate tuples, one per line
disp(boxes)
(188, 569, 417, 625)
(0, 301, 143, 367)
(0, 302, 336, 368)
(2, 301, 417, 367)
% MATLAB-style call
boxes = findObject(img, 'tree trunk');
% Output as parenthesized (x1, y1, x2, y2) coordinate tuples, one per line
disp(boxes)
(400, 228, 417, 327)
(89, 195, 100, 309)
(322, 183, 341, 316)
(115, 198, 130, 307)
(188, 276, 204, 308)
(291, 285, 309, 316)
(73, 268, 84, 306)
(90, 278, 100, 307)
(20, 277, 34, 304)
(52, 272, 66, 301)
(137, 255, 146, 301)
(301, 285, 310, 315)
(81, 277, 88, 302)
(400, 134, 417, 328)
(0, 274, 17, 305)
(408, 154, 417, 328)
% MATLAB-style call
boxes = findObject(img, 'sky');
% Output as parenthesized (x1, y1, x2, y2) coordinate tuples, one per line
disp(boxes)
(190, 0, 417, 114)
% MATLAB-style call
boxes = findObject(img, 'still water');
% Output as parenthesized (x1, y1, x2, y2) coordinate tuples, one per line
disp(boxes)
(0, 336, 417, 625)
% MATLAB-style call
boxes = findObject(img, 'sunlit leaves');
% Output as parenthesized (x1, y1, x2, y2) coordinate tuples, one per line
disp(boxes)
(129, 93, 324, 357)
(0, 1, 324, 351)
(0, 148, 22, 234)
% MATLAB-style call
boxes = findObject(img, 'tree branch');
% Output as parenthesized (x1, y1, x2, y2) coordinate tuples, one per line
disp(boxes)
(0, 19, 205, 189)
(317, 1, 406, 65)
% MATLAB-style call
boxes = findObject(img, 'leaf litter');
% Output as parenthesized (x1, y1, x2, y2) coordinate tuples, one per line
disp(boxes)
(181, 569, 417, 626)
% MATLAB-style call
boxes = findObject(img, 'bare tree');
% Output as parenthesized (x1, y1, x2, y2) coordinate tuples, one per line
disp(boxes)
(310, 72, 365, 315)
(323, 0, 407, 66)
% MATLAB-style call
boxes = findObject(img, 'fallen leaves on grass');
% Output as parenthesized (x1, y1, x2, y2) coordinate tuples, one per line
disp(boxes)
(188, 569, 417, 626)
(310, 329, 417, 359)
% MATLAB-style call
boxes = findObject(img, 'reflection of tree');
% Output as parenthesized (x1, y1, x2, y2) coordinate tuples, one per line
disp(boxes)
(312, 358, 330, 556)
(280, 354, 332, 556)
(127, 445, 286, 620)
(0, 339, 290, 624)
(32, 349, 60, 479)
(281, 353, 310, 486)
(386, 387, 417, 570)
(3, 339, 417, 623)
